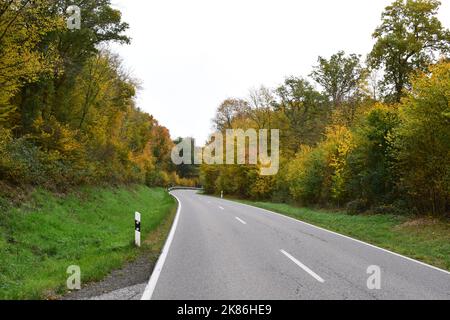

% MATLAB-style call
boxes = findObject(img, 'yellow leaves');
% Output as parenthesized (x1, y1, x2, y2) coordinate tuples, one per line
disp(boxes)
(393, 61, 450, 214)
(284, 125, 355, 204)
(321, 126, 354, 201)
(0, 0, 63, 121)
(87, 116, 109, 146)
(322, 126, 353, 173)
(31, 116, 82, 158)
(0, 2, 181, 189)
(250, 175, 276, 199)
(131, 142, 156, 173)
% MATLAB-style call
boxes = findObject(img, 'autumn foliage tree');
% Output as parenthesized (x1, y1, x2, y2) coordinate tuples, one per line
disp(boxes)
(0, 0, 186, 192)
(393, 62, 450, 214)
(0, 0, 63, 122)
(201, 0, 450, 217)
(368, 0, 450, 102)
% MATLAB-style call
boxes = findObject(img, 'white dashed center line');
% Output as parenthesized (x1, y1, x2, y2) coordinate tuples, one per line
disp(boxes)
(280, 250, 325, 283)
(219, 206, 225, 210)
(235, 217, 247, 225)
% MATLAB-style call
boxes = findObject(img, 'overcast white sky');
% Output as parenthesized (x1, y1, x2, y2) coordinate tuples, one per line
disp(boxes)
(110, 0, 450, 144)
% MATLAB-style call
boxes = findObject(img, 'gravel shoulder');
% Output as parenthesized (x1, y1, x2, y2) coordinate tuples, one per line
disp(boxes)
(61, 199, 178, 300)
(62, 254, 154, 300)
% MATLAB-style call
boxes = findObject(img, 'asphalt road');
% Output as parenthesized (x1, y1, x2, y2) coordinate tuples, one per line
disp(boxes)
(144, 190, 450, 300)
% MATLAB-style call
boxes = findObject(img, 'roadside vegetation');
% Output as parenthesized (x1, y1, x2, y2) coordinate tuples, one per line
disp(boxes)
(0, 185, 176, 299)
(0, 0, 448, 299)
(0, 0, 197, 193)
(0, 1, 191, 300)
(201, 0, 450, 219)
(238, 200, 450, 271)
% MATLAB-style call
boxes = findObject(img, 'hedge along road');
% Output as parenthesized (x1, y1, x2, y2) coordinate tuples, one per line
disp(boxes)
(142, 190, 450, 300)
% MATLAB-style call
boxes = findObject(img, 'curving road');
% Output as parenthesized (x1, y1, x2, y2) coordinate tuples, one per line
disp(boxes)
(142, 190, 450, 300)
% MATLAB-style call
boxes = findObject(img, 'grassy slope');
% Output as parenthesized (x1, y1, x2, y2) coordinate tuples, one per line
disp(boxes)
(0, 185, 176, 299)
(237, 200, 450, 271)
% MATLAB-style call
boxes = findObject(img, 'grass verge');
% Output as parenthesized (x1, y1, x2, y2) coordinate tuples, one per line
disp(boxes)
(0, 185, 176, 299)
(235, 200, 450, 272)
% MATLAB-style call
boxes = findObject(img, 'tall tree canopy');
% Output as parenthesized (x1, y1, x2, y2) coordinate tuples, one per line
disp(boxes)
(200, 0, 450, 217)
(0, 0, 195, 191)
(368, 0, 450, 102)
(311, 51, 367, 109)
(0, 0, 63, 121)
(275, 77, 329, 153)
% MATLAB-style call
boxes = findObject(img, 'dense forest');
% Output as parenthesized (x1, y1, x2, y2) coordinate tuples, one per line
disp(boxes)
(1, 0, 449, 216)
(201, 0, 450, 217)
(0, 0, 196, 196)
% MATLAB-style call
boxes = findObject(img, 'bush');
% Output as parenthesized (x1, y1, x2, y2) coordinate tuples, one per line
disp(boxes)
(393, 62, 450, 215)
(146, 170, 170, 187)
(346, 199, 368, 215)
(286, 146, 329, 205)
(344, 104, 399, 207)
(285, 126, 353, 206)
(249, 175, 276, 200)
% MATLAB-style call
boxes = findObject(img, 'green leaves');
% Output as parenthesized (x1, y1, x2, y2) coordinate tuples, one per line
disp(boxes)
(393, 62, 450, 214)
(0, 1, 187, 190)
(0, 0, 63, 124)
(368, 0, 450, 102)
(311, 51, 367, 109)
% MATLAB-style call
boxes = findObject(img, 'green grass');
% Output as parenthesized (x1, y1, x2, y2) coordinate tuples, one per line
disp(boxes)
(0, 185, 176, 299)
(236, 200, 450, 271)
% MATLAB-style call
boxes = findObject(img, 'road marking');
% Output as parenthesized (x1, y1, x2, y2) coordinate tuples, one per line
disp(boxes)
(281, 250, 325, 283)
(218, 198, 450, 276)
(235, 217, 247, 225)
(141, 193, 182, 300)
(219, 206, 225, 210)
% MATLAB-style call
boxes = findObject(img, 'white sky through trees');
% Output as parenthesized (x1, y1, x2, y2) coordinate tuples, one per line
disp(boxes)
(111, 0, 450, 145)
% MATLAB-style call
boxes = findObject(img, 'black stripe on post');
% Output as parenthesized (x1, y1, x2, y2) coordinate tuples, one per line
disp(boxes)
(135, 220, 141, 232)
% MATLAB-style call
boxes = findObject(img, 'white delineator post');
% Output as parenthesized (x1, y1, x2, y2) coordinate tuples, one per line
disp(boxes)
(135, 212, 141, 247)
(221, 191, 224, 199)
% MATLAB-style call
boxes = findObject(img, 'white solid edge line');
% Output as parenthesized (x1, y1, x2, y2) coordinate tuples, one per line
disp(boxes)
(141, 193, 182, 300)
(214, 196, 450, 276)
(281, 250, 325, 283)
(235, 217, 247, 225)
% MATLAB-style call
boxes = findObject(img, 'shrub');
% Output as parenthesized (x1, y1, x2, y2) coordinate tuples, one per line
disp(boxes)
(346, 199, 368, 215)
(344, 103, 400, 207)
(393, 62, 450, 215)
